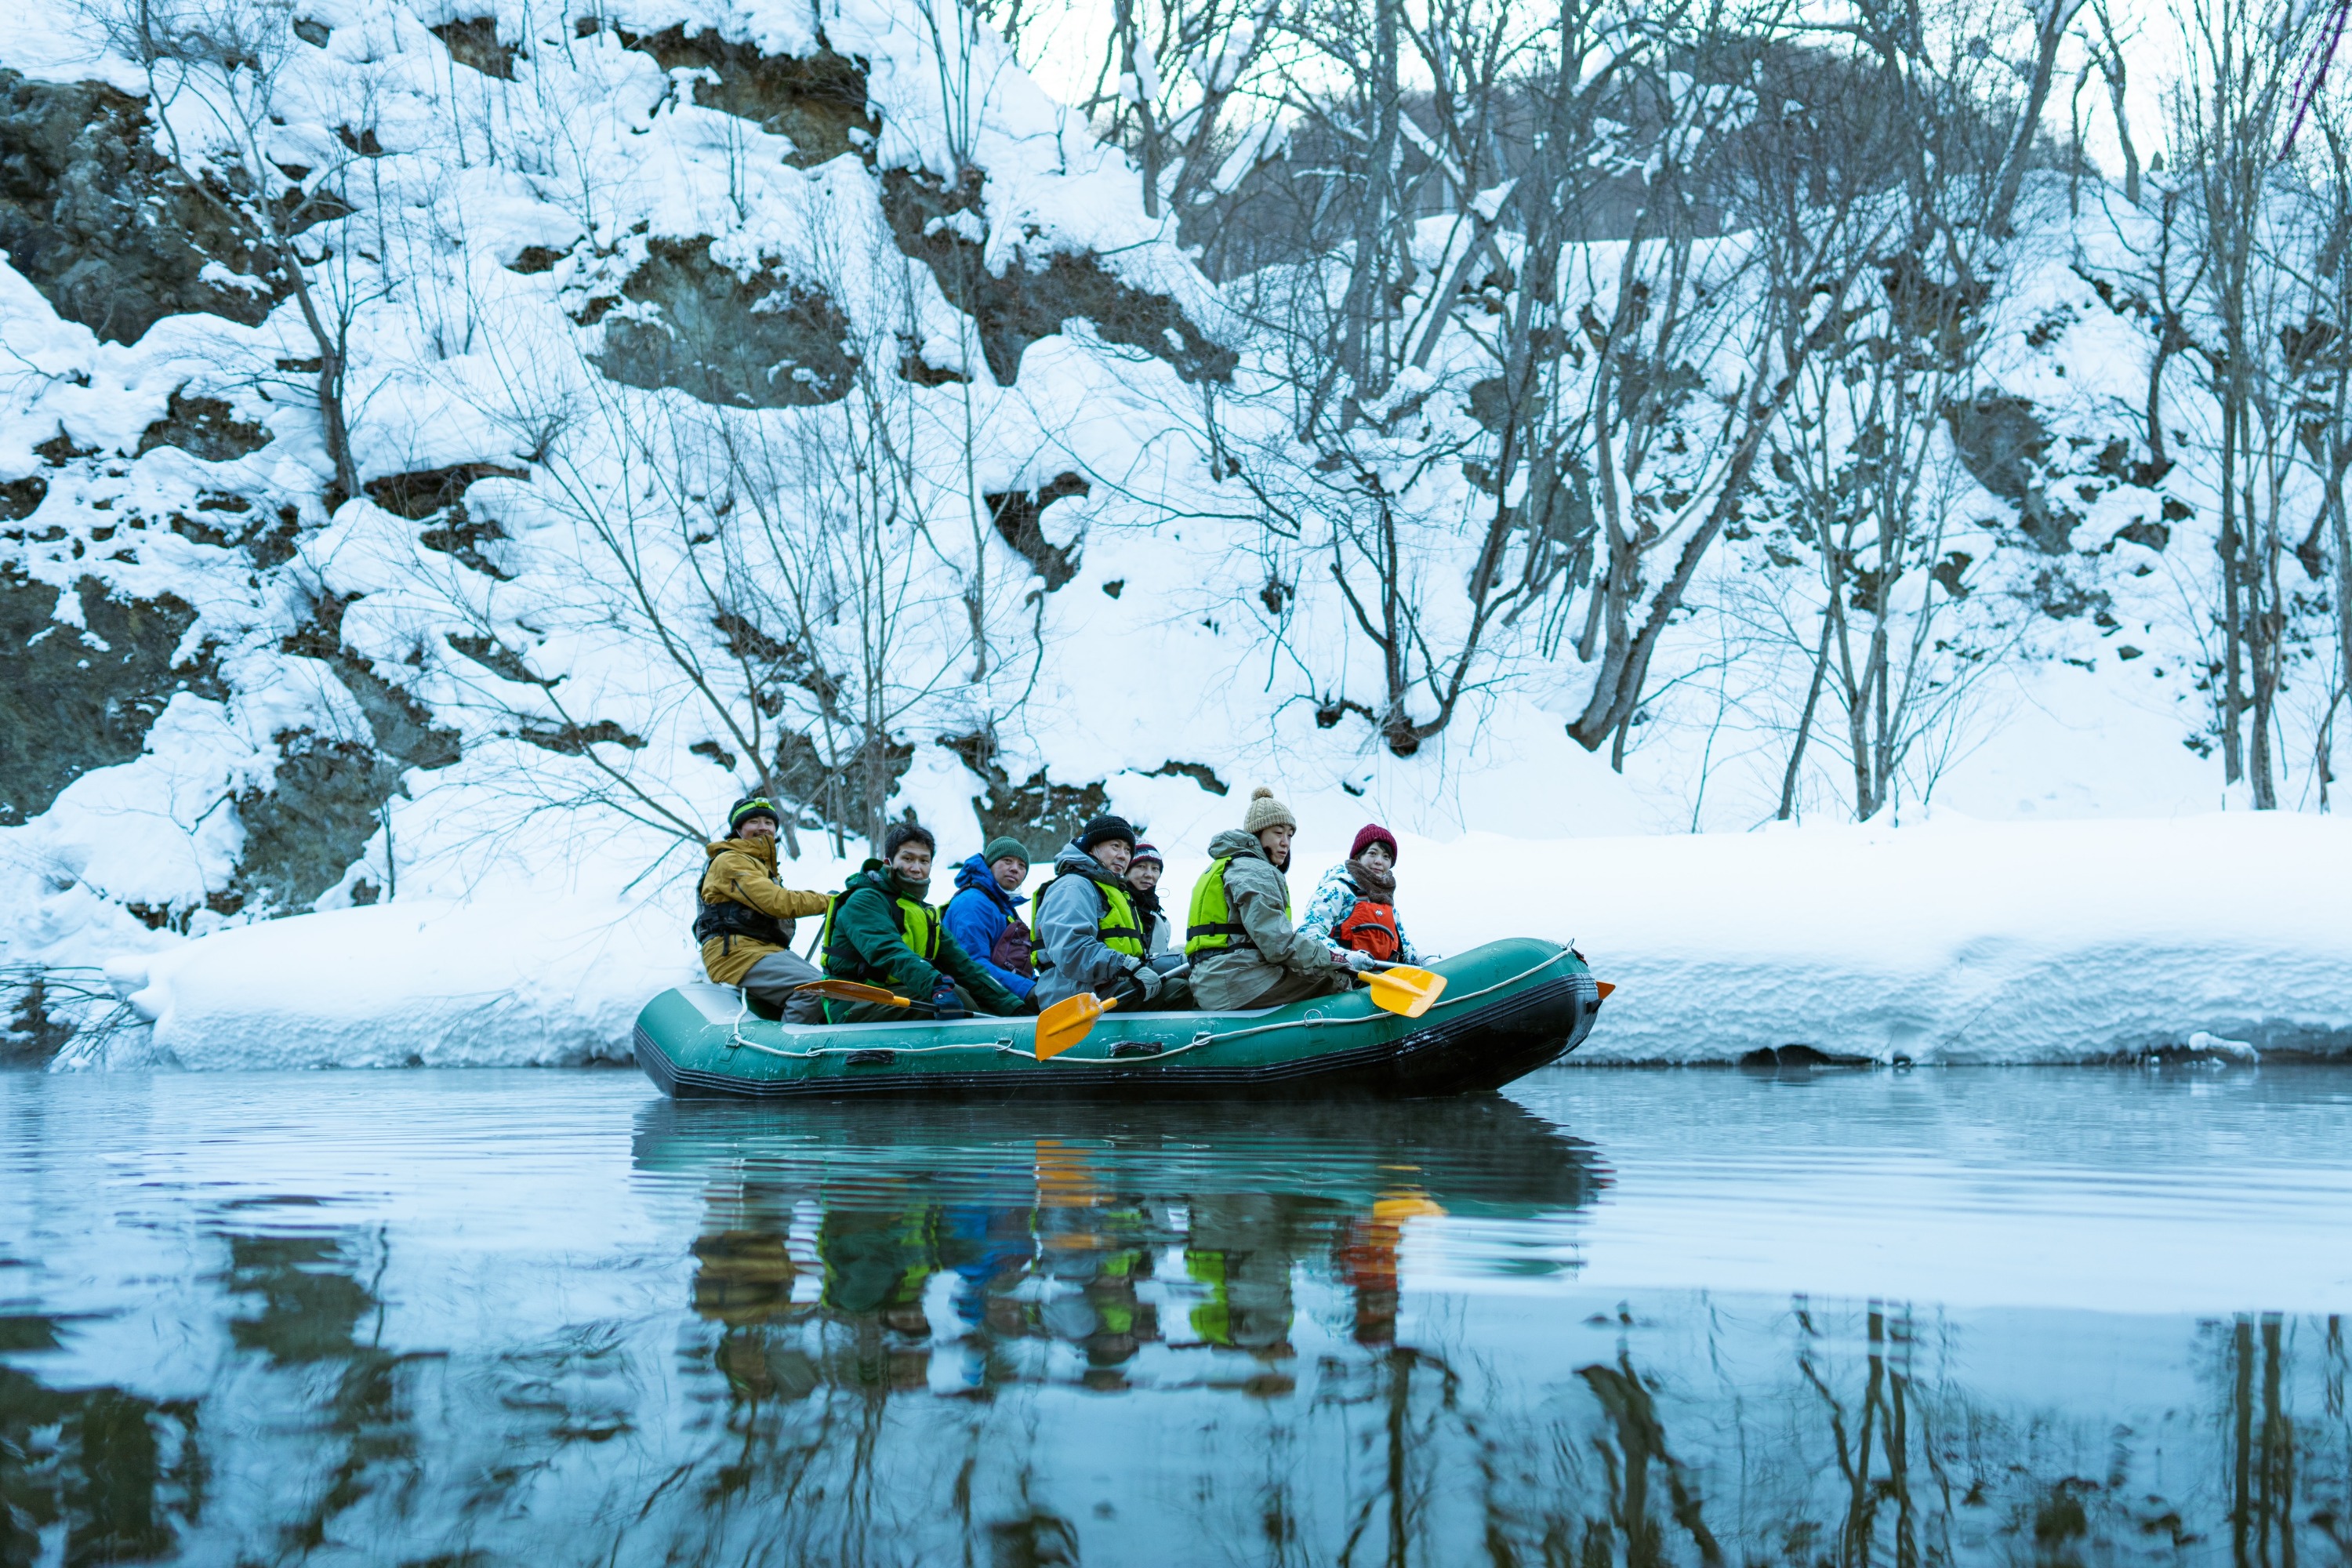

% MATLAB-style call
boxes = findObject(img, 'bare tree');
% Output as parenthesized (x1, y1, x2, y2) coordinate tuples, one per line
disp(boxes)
(2087, 0, 2143, 206)
(2269, 100, 2352, 804)
(1987, 0, 2089, 236)
(2164, 0, 2327, 805)
(1561, 28, 1902, 767)
(84, 0, 372, 504)
(1077, 0, 1280, 218)
(441, 237, 1039, 859)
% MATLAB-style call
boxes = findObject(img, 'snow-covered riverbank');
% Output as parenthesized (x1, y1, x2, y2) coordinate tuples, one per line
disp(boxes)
(64, 811, 2352, 1069)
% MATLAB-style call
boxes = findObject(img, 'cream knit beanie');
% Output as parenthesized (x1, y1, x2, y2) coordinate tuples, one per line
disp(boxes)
(1241, 785, 1297, 834)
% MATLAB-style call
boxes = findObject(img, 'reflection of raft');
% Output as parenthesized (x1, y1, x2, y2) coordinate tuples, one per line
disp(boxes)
(631, 1092, 1610, 1219)
(633, 938, 1603, 1101)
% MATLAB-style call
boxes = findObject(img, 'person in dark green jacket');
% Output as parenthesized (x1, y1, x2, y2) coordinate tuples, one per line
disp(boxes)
(821, 822, 1028, 1023)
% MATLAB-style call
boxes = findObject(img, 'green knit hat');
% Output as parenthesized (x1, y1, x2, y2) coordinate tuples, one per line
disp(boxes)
(983, 836, 1030, 868)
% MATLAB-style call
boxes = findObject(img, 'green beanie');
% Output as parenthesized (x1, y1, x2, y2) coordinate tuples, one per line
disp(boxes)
(728, 795, 781, 833)
(983, 836, 1030, 868)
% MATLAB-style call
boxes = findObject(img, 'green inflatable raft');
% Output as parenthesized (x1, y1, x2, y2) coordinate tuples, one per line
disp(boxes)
(633, 936, 1604, 1100)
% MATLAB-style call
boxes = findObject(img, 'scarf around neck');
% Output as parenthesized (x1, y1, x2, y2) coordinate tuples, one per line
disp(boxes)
(1347, 857, 1397, 900)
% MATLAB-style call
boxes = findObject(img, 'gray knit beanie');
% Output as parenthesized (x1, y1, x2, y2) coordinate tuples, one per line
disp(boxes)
(1241, 785, 1296, 834)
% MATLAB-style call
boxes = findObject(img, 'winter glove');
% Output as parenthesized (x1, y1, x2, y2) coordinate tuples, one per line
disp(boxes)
(930, 979, 965, 1020)
(1127, 958, 1165, 1002)
(1343, 949, 1381, 973)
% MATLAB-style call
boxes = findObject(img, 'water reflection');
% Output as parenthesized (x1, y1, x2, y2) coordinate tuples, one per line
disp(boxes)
(623, 1097, 1608, 1566)
(0, 1318, 199, 1565)
(2, 1072, 2350, 1566)
(650, 1097, 1606, 1410)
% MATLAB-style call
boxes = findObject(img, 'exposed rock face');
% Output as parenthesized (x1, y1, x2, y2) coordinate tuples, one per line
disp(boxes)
(279, 593, 463, 776)
(1946, 394, 2049, 502)
(430, 17, 516, 78)
(0, 71, 278, 343)
(0, 476, 46, 521)
(615, 27, 877, 165)
(367, 463, 526, 579)
(136, 389, 274, 463)
(985, 473, 1089, 590)
(884, 169, 1236, 387)
(233, 731, 403, 912)
(225, 593, 466, 912)
(0, 571, 221, 825)
(940, 730, 1111, 861)
(593, 237, 857, 409)
(1947, 392, 2076, 553)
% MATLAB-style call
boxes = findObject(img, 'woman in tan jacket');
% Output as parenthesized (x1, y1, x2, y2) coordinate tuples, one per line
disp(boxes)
(697, 797, 830, 1018)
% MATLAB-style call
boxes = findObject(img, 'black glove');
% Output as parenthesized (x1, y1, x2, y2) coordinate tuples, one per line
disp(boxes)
(930, 979, 965, 1020)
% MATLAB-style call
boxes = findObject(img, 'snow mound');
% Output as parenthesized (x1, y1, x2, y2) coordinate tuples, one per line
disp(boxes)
(1502, 811, 2352, 1065)
(76, 896, 684, 1069)
(60, 811, 2352, 1069)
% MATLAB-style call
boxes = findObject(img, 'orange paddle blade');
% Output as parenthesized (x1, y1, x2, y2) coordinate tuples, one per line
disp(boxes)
(1035, 993, 1116, 1060)
(1365, 965, 1446, 1018)
(1595, 981, 1616, 1001)
(789, 979, 911, 1008)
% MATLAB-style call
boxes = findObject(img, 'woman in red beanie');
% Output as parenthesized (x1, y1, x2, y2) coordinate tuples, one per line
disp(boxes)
(1299, 823, 1422, 964)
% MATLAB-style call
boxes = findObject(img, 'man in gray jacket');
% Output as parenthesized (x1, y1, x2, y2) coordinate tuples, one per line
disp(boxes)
(1185, 786, 1366, 1011)
(1032, 815, 1189, 1010)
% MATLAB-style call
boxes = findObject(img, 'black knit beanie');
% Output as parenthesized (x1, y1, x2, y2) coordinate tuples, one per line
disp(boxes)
(1076, 815, 1137, 854)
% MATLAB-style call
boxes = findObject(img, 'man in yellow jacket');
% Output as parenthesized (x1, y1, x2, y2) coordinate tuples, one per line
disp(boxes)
(698, 796, 831, 1020)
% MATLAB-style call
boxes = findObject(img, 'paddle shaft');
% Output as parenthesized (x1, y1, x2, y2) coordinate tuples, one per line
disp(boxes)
(790, 978, 963, 1017)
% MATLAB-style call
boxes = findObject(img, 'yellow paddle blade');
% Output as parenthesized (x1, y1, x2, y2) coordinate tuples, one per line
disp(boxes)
(790, 979, 911, 1007)
(1595, 980, 1616, 1001)
(1035, 993, 1116, 1060)
(1365, 965, 1446, 1018)
(1370, 1189, 1447, 1225)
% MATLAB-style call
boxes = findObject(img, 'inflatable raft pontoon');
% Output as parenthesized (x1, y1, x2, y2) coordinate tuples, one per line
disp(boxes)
(633, 937, 1603, 1100)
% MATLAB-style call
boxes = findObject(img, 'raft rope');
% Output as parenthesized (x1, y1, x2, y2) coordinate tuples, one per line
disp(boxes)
(721, 946, 1581, 1065)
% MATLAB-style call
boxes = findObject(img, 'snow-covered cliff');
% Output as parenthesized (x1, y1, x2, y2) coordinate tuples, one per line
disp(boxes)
(1, 0, 2344, 1065)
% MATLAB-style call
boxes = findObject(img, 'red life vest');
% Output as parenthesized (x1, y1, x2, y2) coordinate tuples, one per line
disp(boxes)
(1334, 897, 1401, 961)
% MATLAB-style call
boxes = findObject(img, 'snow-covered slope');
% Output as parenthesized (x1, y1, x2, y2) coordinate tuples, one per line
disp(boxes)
(0, 0, 2341, 1065)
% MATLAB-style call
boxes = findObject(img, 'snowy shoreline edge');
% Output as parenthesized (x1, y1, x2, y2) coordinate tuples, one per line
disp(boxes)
(24, 812, 2348, 1072)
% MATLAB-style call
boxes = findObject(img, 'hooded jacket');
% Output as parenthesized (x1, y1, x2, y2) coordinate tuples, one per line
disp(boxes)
(1031, 840, 1149, 1008)
(823, 862, 1025, 1014)
(1131, 880, 1174, 956)
(1186, 829, 1348, 1011)
(942, 853, 1036, 999)
(697, 836, 831, 987)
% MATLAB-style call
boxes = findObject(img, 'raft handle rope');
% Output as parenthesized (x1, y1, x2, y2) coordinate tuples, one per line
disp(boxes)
(723, 946, 1580, 1064)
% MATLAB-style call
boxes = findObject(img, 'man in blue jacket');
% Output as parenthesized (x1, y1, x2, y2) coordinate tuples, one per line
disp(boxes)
(942, 836, 1037, 1004)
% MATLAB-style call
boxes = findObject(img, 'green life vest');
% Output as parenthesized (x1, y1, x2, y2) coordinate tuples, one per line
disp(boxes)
(1185, 855, 1289, 958)
(819, 871, 940, 985)
(1032, 869, 1146, 967)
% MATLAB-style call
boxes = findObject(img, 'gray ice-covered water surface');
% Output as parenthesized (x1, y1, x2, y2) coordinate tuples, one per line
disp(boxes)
(3, 1065, 2349, 1566)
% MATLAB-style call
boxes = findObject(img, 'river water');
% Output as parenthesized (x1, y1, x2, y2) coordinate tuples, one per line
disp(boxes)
(3, 1065, 2350, 1567)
